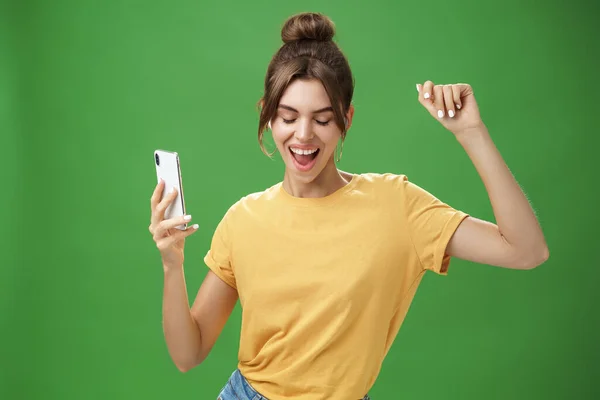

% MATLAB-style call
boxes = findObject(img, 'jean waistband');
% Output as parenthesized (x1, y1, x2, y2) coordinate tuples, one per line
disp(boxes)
(222, 369, 370, 400)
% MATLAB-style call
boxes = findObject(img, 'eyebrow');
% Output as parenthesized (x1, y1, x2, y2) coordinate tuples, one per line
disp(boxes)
(278, 104, 334, 114)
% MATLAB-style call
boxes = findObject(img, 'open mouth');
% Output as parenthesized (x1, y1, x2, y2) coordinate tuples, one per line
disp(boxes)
(289, 147, 320, 172)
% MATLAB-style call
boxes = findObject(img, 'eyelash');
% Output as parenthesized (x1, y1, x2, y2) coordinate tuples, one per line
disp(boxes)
(282, 118, 330, 126)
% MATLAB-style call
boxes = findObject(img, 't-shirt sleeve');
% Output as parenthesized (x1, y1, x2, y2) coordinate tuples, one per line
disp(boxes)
(402, 177, 469, 275)
(203, 207, 237, 289)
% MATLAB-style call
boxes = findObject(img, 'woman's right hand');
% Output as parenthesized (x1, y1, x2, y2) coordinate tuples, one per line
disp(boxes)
(149, 179, 199, 270)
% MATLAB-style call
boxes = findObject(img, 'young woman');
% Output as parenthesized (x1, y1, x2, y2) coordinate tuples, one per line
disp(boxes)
(148, 12, 549, 400)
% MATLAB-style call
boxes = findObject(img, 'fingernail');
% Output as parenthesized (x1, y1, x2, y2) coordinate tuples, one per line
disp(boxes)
(416, 84, 420, 92)
(184, 215, 192, 221)
(456, 104, 461, 109)
(192, 224, 199, 229)
(448, 110, 455, 118)
(170, 187, 177, 194)
(424, 92, 430, 99)
(437, 110, 444, 118)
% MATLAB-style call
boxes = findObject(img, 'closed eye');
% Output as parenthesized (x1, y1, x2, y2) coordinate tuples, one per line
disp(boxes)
(281, 118, 331, 126)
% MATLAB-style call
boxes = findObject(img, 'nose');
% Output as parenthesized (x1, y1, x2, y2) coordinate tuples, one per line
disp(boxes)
(294, 119, 314, 142)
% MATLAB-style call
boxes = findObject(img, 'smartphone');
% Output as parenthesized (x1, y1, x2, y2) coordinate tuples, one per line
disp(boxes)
(154, 149, 187, 230)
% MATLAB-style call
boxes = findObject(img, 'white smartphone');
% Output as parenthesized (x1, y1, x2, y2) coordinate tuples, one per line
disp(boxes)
(154, 149, 187, 230)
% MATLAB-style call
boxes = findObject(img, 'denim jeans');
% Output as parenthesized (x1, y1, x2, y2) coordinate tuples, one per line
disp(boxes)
(217, 369, 371, 400)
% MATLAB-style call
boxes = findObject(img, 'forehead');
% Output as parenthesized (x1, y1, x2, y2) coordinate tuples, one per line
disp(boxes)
(279, 78, 331, 110)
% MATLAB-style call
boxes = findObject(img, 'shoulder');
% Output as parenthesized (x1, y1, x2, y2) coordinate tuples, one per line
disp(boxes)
(220, 183, 281, 221)
(358, 172, 407, 185)
(355, 172, 442, 206)
(355, 172, 410, 195)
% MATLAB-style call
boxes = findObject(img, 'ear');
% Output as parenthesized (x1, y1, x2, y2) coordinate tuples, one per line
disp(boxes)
(345, 104, 355, 131)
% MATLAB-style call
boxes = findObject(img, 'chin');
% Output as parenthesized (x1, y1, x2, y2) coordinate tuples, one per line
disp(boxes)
(292, 169, 322, 184)
(286, 157, 335, 185)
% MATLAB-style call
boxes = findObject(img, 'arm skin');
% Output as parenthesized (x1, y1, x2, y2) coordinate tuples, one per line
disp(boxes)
(162, 269, 238, 372)
(446, 124, 549, 270)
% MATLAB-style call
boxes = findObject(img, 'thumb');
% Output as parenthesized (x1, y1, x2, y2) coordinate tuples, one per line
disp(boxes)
(455, 83, 475, 105)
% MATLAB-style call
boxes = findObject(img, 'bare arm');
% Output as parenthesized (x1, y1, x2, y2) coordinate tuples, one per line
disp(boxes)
(163, 269, 238, 372)
(416, 81, 549, 270)
(446, 126, 549, 269)
(149, 180, 238, 372)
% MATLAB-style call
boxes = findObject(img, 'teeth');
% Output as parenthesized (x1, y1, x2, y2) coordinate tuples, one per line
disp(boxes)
(290, 147, 318, 155)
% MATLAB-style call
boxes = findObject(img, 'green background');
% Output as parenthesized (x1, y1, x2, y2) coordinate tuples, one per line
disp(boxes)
(2, 0, 599, 399)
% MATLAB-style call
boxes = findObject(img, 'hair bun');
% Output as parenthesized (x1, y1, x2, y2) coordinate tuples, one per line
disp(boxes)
(281, 12, 335, 44)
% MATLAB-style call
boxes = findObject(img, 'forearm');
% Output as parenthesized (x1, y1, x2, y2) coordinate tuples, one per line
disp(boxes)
(457, 125, 548, 257)
(162, 266, 203, 372)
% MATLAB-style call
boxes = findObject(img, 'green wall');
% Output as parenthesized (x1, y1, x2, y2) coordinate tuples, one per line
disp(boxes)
(3, 0, 599, 399)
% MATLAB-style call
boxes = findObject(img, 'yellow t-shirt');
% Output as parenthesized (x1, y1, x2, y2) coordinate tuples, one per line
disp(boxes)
(204, 173, 469, 400)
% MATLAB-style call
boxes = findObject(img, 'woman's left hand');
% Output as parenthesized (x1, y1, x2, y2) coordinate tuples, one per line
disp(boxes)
(417, 80, 485, 138)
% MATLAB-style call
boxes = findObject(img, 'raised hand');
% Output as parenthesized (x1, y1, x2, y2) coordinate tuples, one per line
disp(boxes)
(149, 179, 198, 270)
(417, 80, 485, 138)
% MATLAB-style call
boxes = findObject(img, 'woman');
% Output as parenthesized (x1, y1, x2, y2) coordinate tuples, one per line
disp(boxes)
(148, 12, 549, 400)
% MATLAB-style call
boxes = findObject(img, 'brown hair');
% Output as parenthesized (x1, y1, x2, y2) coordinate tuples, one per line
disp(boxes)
(258, 12, 355, 156)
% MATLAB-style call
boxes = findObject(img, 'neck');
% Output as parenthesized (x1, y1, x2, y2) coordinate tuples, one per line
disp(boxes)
(282, 159, 349, 198)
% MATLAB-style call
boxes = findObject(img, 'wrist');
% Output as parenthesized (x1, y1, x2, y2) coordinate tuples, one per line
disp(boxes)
(454, 123, 490, 148)
(163, 262, 184, 275)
